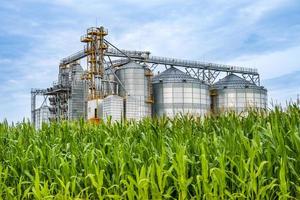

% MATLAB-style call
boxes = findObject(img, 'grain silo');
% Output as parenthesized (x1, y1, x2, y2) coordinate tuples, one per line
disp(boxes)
(34, 105, 50, 129)
(102, 95, 124, 122)
(115, 62, 152, 120)
(68, 63, 86, 120)
(32, 26, 269, 126)
(152, 67, 210, 117)
(211, 74, 267, 113)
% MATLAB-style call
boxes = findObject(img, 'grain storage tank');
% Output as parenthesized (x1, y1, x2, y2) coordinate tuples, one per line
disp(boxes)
(34, 105, 50, 129)
(152, 67, 210, 117)
(211, 74, 267, 113)
(68, 63, 86, 120)
(103, 80, 118, 96)
(115, 62, 152, 120)
(102, 95, 124, 122)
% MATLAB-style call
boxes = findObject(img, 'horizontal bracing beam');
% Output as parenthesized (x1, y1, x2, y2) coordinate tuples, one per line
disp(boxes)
(109, 58, 260, 85)
(60, 48, 258, 75)
(31, 88, 48, 95)
(108, 56, 259, 76)
(144, 56, 258, 75)
(60, 48, 150, 66)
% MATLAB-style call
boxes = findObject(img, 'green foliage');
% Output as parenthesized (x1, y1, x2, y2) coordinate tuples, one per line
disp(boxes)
(0, 105, 300, 199)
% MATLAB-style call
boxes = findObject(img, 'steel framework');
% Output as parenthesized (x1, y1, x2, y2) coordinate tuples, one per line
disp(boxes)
(59, 37, 260, 86)
(31, 26, 262, 126)
(45, 84, 71, 121)
(80, 27, 108, 100)
(31, 88, 48, 125)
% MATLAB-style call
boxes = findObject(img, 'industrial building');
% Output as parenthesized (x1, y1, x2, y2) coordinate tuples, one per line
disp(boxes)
(31, 26, 267, 128)
(33, 105, 50, 129)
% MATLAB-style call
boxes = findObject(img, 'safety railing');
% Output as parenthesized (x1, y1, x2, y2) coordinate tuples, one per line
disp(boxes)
(148, 56, 257, 74)
(60, 48, 257, 74)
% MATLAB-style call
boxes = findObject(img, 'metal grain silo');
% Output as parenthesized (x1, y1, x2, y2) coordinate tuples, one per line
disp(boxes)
(152, 67, 210, 117)
(96, 69, 119, 96)
(115, 62, 152, 120)
(103, 95, 124, 122)
(68, 63, 86, 120)
(211, 74, 267, 113)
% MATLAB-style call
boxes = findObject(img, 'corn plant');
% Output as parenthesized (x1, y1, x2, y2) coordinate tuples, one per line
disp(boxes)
(0, 105, 299, 199)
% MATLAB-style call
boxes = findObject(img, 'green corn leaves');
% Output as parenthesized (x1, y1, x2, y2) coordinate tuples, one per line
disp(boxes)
(0, 105, 299, 199)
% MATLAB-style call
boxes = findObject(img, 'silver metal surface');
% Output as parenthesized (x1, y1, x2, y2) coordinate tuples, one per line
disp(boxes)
(68, 63, 86, 120)
(102, 95, 124, 122)
(115, 62, 151, 120)
(60, 47, 150, 66)
(58, 67, 71, 87)
(61, 49, 257, 74)
(34, 105, 50, 129)
(31, 88, 47, 127)
(211, 74, 267, 113)
(45, 63, 87, 121)
(152, 67, 210, 117)
(32, 27, 268, 124)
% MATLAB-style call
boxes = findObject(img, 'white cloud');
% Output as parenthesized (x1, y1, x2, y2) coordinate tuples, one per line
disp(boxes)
(107, 0, 293, 63)
(227, 45, 300, 80)
(238, 0, 289, 24)
(267, 88, 300, 106)
(0, 0, 299, 122)
(0, 28, 85, 122)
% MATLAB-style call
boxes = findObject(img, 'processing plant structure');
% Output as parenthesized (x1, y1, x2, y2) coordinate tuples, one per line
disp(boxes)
(31, 26, 267, 129)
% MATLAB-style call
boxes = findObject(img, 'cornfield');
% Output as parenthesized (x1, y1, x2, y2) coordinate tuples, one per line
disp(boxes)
(0, 105, 300, 199)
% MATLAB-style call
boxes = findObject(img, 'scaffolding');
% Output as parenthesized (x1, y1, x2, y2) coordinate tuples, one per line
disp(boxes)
(42, 63, 86, 122)
(81, 27, 108, 100)
(31, 88, 48, 125)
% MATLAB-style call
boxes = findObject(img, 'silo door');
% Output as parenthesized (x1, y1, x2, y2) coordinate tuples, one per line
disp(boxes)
(94, 108, 98, 118)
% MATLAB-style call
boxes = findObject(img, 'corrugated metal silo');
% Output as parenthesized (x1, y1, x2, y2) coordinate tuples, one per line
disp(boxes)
(35, 105, 50, 129)
(68, 63, 86, 120)
(115, 62, 152, 120)
(152, 67, 210, 117)
(211, 74, 267, 113)
(103, 95, 124, 122)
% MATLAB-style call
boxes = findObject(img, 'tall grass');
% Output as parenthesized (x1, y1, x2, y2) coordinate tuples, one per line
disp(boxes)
(0, 105, 299, 199)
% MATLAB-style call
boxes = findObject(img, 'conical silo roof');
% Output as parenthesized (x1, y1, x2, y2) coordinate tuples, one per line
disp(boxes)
(152, 67, 203, 84)
(118, 61, 144, 69)
(213, 74, 265, 90)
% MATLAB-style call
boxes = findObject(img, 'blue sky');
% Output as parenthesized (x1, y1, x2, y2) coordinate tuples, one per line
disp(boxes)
(0, 0, 299, 122)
